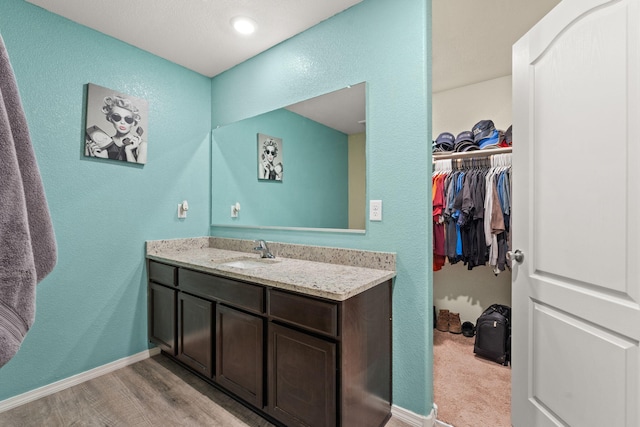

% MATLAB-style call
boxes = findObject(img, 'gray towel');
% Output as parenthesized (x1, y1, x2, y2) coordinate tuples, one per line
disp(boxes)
(0, 34, 57, 368)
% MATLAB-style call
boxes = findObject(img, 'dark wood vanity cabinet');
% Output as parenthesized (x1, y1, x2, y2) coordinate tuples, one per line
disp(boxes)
(267, 289, 338, 427)
(148, 282, 177, 355)
(177, 267, 265, 389)
(268, 322, 337, 427)
(177, 292, 213, 377)
(267, 285, 392, 427)
(148, 262, 178, 355)
(216, 304, 264, 407)
(147, 259, 392, 427)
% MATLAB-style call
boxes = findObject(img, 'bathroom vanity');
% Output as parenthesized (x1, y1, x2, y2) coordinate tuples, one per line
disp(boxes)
(146, 237, 396, 427)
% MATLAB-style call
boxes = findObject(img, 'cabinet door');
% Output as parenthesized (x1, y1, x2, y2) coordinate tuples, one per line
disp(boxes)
(148, 282, 177, 355)
(178, 292, 213, 378)
(216, 305, 264, 407)
(268, 323, 336, 427)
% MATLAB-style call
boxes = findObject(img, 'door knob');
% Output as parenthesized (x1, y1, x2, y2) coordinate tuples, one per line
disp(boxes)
(507, 249, 524, 263)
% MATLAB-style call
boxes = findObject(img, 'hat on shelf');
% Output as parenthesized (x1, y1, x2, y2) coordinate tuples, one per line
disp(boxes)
(478, 129, 501, 149)
(498, 126, 511, 148)
(454, 140, 479, 152)
(454, 130, 474, 145)
(433, 142, 448, 153)
(433, 132, 455, 152)
(472, 119, 496, 143)
(452, 131, 477, 152)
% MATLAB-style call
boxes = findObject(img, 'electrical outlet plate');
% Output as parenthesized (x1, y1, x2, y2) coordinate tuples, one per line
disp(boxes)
(231, 205, 238, 218)
(178, 204, 187, 219)
(370, 200, 382, 221)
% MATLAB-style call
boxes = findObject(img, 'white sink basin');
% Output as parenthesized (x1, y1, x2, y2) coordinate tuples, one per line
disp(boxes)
(219, 257, 280, 269)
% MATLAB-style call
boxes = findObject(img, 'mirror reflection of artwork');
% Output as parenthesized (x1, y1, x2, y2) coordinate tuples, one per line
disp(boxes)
(84, 83, 148, 164)
(212, 82, 366, 230)
(258, 133, 283, 181)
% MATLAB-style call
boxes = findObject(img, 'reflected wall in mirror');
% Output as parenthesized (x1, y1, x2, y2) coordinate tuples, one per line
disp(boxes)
(211, 82, 366, 231)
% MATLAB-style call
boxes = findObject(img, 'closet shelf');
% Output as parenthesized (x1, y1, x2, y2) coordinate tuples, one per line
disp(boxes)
(433, 147, 511, 160)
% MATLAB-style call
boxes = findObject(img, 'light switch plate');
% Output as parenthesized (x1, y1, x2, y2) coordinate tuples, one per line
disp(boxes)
(370, 200, 382, 221)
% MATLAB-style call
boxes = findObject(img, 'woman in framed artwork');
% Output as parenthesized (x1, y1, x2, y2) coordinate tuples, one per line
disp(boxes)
(86, 94, 147, 164)
(260, 138, 283, 180)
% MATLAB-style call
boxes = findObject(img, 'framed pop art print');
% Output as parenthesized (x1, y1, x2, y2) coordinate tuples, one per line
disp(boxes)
(257, 133, 283, 181)
(84, 83, 149, 164)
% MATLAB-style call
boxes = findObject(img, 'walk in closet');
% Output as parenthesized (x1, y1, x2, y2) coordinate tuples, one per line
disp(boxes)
(431, 76, 513, 329)
(431, 77, 513, 427)
(431, 1, 561, 424)
(431, 130, 513, 427)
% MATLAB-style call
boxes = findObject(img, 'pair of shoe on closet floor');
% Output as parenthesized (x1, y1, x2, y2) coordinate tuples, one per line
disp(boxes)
(436, 309, 462, 334)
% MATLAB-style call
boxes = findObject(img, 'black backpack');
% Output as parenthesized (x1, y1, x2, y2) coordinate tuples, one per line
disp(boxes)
(473, 304, 511, 366)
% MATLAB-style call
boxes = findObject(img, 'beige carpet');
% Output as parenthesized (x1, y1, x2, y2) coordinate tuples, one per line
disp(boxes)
(433, 329, 511, 427)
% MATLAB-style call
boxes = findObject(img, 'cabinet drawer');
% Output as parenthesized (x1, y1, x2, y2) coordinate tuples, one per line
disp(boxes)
(179, 269, 264, 314)
(149, 261, 177, 286)
(269, 290, 338, 337)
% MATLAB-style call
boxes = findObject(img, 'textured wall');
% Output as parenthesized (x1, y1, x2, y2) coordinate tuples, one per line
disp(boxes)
(0, 0, 212, 400)
(212, 108, 349, 229)
(210, 0, 433, 415)
(0, 0, 434, 417)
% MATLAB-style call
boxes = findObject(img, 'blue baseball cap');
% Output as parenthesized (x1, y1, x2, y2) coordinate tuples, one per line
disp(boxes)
(472, 120, 496, 143)
(478, 129, 501, 149)
(454, 131, 474, 145)
(434, 132, 455, 151)
(454, 140, 479, 152)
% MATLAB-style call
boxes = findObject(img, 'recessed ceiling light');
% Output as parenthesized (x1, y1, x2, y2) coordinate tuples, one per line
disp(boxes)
(231, 16, 256, 35)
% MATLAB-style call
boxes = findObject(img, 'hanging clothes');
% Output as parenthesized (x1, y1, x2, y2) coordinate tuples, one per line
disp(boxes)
(484, 154, 512, 274)
(443, 170, 461, 264)
(432, 165, 448, 271)
(432, 153, 511, 273)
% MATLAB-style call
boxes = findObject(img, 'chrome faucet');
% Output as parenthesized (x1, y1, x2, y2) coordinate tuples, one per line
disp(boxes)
(253, 239, 275, 258)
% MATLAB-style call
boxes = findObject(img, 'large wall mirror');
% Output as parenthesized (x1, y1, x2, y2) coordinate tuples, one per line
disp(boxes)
(211, 82, 366, 231)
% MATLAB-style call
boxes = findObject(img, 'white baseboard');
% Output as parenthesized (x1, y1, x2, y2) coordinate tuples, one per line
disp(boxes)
(392, 404, 437, 427)
(432, 402, 454, 427)
(0, 347, 161, 413)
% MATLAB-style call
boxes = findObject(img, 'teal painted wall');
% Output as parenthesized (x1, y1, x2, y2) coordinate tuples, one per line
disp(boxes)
(0, 0, 434, 418)
(212, 108, 349, 229)
(0, 0, 212, 400)
(211, 0, 433, 416)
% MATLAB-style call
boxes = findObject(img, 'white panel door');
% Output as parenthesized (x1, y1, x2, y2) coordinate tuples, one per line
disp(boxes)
(512, 0, 640, 426)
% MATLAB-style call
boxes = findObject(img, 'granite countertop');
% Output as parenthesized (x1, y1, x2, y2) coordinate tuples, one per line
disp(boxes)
(146, 237, 396, 301)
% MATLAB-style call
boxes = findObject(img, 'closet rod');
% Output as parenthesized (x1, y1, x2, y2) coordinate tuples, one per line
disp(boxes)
(432, 147, 511, 161)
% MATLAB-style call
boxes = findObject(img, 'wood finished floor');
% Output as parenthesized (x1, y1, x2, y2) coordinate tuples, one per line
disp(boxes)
(0, 354, 412, 427)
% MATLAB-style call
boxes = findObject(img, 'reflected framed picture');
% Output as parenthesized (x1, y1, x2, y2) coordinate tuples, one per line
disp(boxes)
(84, 83, 149, 164)
(257, 133, 283, 181)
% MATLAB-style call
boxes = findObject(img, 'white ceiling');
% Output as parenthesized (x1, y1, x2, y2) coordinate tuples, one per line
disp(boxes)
(24, 0, 363, 78)
(432, 0, 561, 93)
(25, 0, 561, 129)
(285, 82, 366, 135)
